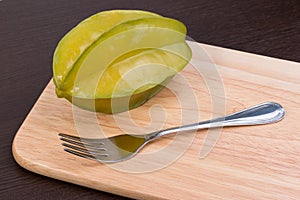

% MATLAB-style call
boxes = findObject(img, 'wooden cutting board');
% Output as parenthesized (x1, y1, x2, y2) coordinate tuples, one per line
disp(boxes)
(13, 41, 300, 200)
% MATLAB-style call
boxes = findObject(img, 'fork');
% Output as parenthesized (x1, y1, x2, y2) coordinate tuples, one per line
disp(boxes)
(59, 102, 285, 163)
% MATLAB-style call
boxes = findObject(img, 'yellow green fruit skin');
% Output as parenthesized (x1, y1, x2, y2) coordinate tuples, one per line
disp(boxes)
(53, 10, 191, 114)
(65, 76, 173, 114)
(53, 10, 162, 89)
(65, 42, 191, 113)
(59, 17, 188, 96)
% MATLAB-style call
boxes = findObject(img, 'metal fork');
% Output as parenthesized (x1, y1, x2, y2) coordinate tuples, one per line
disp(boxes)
(59, 102, 285, 163)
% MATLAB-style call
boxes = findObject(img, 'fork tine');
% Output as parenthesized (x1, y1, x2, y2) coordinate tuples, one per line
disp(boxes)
(58, 133, 81, 141)
(60, 137, 86, 148)
(62, 143, 92, 154)
(60, 137, 106, 150)
(62, 143, 108, 161)
(59, 133, 104, 143)
(62, 143, 109, 157)
(63, 148, 97, 160)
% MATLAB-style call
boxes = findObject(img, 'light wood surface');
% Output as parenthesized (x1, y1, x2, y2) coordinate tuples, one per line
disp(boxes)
(12, 41, 300, 200)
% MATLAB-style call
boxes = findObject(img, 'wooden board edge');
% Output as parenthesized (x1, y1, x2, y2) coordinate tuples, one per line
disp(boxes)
(11, 41, 300, 199)
(12, 136, 163, 200)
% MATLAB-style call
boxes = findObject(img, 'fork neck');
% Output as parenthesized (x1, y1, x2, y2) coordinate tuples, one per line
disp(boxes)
(145, 124, 203, 141)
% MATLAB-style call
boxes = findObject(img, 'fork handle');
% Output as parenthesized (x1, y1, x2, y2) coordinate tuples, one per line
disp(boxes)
(146, 102, 285, 140)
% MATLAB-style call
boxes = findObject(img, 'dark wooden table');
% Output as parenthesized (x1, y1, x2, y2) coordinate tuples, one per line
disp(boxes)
(1, 0, 299, 199)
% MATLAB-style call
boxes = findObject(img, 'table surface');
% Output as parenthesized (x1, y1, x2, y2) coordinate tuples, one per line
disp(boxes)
(1, 0, 299, 199)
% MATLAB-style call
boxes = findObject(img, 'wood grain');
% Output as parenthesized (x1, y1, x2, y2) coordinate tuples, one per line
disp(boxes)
(12, 41, 300, 200)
